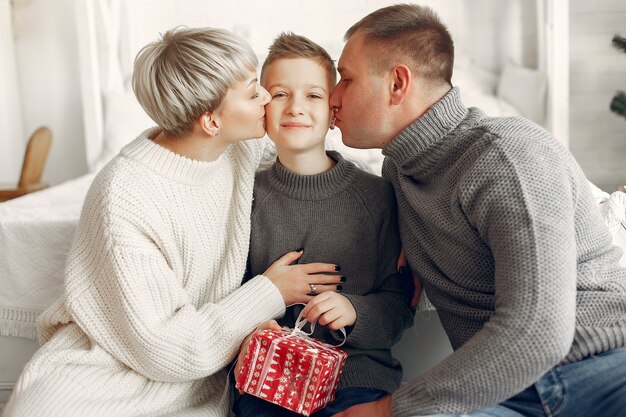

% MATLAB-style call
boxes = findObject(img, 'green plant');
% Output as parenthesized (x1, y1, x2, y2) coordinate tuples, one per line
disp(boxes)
(610, 35, 626, 119)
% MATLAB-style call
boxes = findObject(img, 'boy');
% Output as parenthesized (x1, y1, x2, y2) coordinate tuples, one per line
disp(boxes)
(234, 32, 414, 417)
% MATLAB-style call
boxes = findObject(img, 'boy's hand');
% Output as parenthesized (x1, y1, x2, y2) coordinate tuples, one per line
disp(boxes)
(331, 395, 392, 417)
(234, 319, 281, 388)
(263, 250, 342, 305)
(397, 249, 423, 308)
(301, 292, 356, 330)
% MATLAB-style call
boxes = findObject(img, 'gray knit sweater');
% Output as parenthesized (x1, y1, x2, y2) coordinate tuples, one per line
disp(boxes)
(246, 151, 414, 394)
(385, 87, 626, 416)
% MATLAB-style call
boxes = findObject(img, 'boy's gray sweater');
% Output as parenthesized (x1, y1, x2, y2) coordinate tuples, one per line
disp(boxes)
(247, 151, 414, 394)
(385, 87, 626, 416)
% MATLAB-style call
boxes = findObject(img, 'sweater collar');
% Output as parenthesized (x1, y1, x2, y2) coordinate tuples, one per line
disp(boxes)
(121, 127, 234, 186)
(383, 87, 468, 165)
(268, 151, 355, 200)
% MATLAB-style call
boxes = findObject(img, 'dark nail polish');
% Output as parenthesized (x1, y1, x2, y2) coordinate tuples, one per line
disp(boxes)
(339, 276, 346, 283)
(336, 285, 343, 291)
(295, 248, 304, 252)
(335, 265, 341, 272)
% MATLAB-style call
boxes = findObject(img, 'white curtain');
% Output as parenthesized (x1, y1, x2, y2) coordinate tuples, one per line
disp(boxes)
(0, 0, 24, 184)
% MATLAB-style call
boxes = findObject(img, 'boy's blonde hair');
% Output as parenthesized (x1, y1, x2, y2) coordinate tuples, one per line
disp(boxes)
(132, 27, 258, 137)
(346, 3, 454, 86)
(261, 32, 336, 87)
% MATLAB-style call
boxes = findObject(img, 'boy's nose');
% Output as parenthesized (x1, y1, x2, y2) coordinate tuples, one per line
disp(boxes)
(287, 97, 304, 115)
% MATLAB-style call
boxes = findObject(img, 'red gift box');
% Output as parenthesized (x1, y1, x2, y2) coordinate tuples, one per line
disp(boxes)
(236, 327, 348, 416)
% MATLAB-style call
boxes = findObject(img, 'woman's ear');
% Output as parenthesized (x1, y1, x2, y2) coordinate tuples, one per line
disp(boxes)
(200, 112, 221, 137)
(390, 64, 412, 105)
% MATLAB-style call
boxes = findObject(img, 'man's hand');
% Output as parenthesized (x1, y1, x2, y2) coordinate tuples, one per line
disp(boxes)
(233, 319, 281, 388)
(301, 292, 356, 330)
(397, 249, 423, 308)
(331, 395, 392, 417)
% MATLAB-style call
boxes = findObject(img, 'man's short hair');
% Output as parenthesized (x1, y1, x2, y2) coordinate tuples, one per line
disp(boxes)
(132, 27, 258, 137)
(261, 32, 336, 87)
(346, 4, 454, 86)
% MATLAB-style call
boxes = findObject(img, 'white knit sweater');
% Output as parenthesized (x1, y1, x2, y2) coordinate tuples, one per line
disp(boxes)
(4, 129, 285, 417)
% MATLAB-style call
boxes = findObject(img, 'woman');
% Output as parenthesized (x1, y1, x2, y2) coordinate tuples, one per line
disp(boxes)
(4, 27, 341, 417)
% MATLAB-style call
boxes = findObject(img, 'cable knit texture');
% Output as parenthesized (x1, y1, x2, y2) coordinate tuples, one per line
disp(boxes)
(3, 129, 285, 417)
(246, 151, 414, 395)
(384, 88, 626, 416)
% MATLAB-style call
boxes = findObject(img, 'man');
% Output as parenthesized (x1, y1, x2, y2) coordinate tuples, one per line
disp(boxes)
(329, 4, 626, 417)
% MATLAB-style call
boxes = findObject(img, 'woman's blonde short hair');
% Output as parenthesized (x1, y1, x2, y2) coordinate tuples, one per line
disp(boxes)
(133, 27, 258, 137)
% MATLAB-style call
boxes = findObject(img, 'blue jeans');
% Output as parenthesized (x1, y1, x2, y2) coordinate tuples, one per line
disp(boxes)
(423, 347, 626, 417)
(233, 387, 387, 417)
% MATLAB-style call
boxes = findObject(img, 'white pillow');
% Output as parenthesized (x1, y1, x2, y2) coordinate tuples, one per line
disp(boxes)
(461, 88, 522, 118)
(92, 90, 155, 171)
(496, 63, 547, 125)
(453, 52, 499, 95)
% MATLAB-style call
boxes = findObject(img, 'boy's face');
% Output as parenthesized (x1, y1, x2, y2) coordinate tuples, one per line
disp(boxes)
(263, 58, 333, 153)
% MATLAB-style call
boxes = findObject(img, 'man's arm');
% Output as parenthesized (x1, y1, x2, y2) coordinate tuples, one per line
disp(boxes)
(392, 142, 578, 416)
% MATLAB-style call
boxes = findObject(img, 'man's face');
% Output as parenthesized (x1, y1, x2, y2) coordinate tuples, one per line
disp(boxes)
(330, 32, 389, 149)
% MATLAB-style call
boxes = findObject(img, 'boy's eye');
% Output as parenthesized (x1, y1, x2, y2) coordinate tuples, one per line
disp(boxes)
(308, 94, 323, 99)
(272, 92, 287, 98)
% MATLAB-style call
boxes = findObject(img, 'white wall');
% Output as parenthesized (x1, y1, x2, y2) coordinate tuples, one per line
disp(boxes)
(11, 0, 86, 186)
(0, 0, 24, 184)
(3, 0, 538, 186)
(570, 0, 626, 192)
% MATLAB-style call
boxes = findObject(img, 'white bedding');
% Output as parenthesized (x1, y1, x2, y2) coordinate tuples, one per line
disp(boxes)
(0, 174, 94, 338)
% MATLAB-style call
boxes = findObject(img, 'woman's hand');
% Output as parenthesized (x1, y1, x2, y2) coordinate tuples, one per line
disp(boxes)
(300, 292, 356, 330)
(263, 250, 343, 305)
(233, 319, 281, 387)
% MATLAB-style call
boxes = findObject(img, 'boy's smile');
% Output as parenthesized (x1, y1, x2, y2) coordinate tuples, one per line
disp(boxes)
(281, 122, 312, 129)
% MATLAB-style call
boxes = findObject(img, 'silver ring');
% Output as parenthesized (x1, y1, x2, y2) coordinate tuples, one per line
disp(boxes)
(309, 283, 317, 294)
